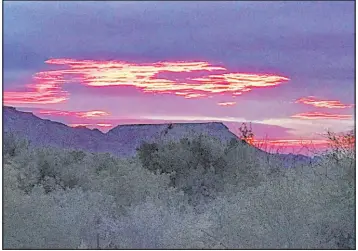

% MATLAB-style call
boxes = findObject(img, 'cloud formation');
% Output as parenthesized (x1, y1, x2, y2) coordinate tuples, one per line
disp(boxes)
(37, 109, 110, 119)
(4, 58, 289, 104)
(4, 83, 68, 104)
(253, 138, 331, 155)
(291, 112, 353, 120)
(3, 2, 354, 153)
(295, 96, 354, 109)
(29, 108, 114, 131)
(254, 139, 329, 146)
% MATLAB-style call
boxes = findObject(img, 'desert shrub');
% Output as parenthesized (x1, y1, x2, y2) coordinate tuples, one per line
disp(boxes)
(220, 139, 263, 194)
(206, 161, 355, 249)
(87, 156, 171, 212)
(326, 129, 355, 160)
(91, 189, 212, 249)
(137, 142, 161, 172)
(11, 147, 88, 193)
(137, 133, 263, 205)
(194, 129, 355, 249)
(137, 135, 226, 174)
(3, 132, 30, 160)
(237, 122, 254, 145)
(3, 134, 207, 249)
(3, 140, 174, 249)
(206, 175, 318, 248)
(4, 137, 170, 209)
(3, 181, 117, 249)
(307, 158, 355, 249)
(4, 128, 355, 249)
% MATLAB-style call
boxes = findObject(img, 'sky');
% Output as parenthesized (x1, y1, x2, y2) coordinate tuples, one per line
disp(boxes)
(3, 1, 355, 154)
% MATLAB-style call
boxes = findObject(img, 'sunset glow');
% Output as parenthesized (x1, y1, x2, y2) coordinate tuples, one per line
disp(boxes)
(252, 139, 332, 155)
(4, 58, 289, 104)
(291, 112, 353, 120)
(254, 139, 329, 147)
(37, 109, 110, 119)
(192, 73, 289, 94)
(295, 96, 354, 109)
(4, 85, 68, 105)
(3, 1, 354, 156)
(3, 4, 357, 249)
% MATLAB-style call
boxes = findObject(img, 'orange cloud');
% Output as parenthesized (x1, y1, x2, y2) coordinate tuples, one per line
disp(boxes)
(291, 112, 353, 120)
(295, 96, 354, 109)
(4, 58, 290, 104)
(217, 101, 237, 106)
(37, 109, 110, 119)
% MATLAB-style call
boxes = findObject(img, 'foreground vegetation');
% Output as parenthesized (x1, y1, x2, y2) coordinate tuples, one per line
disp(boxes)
(3, 130, 355, 249)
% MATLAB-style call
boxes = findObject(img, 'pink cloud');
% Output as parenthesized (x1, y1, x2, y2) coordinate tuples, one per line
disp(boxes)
(36, 109, 110, 119)
(4, 58, 289, 104)
(253, 138, 331, 155)
(4, 82, 68, 105)
(295, 96, 354, 109)
(291, 111, 353, 120)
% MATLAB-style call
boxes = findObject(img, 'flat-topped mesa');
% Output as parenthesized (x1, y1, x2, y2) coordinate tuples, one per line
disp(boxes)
(3, 106, 240, 157)
(3, 106, 313, 162)
(107, 121, 238, 149)
(108, 121, 229, 133)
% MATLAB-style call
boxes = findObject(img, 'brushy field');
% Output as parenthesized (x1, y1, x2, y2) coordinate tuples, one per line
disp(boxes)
(3, 130, 355, 249)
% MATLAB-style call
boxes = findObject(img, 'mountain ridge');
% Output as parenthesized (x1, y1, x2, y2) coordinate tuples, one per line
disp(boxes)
(3, 106, 240, 157)
(3, 106, 315, 164)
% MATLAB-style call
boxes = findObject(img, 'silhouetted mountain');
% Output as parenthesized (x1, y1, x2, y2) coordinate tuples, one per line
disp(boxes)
(3, 106, 315, 165)
(3, 106, 240, 157)
(4, 106, 124, 154)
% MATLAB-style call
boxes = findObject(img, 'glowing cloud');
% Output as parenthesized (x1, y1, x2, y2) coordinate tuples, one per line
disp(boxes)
(254, 139, 329, 146)
(138, 115, 249, 123)
(37, 109, 110, 119)
(3, 83, 68, 105)
(78, 111, 110, 118)
(217, 101, 237, 106)
(295, 96, 354, 109)
(4, 58, 290, 104)
(291, 112, 353, 120)
(252, 138, 331, 155)
(192, 73, 289, 95)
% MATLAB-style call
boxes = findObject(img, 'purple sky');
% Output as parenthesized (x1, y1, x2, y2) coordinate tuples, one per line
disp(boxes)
(3, 1, 355, 152)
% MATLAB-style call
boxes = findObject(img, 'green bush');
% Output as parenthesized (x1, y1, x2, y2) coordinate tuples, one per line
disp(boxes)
(137, 133, 262, 205)
(3, 130, 355, 249)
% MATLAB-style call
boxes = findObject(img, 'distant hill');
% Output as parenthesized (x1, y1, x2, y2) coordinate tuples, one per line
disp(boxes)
(3, 106, 316, 166)
(3, 106, 241, 157)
